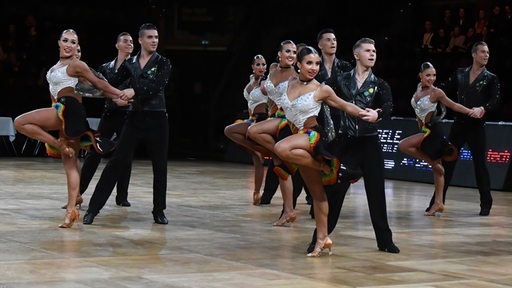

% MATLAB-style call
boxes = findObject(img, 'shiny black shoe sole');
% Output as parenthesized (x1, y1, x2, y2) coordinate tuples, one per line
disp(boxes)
(93, 136, 117, 155)
(337, 164, 363, 184)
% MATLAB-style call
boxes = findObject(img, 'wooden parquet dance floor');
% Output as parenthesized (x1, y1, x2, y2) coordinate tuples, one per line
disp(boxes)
(0, 157, 511, 287)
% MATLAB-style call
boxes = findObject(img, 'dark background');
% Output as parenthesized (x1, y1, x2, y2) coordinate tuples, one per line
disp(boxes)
(1, 0, 511, 160)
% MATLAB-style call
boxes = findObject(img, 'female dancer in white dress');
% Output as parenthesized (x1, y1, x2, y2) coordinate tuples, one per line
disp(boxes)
(14, 29, 133, 228)
(224, 54, 269, 205)
(247, 40, 299, 226)
(398, 62, 479, 216)
(273, 46, 378, 256)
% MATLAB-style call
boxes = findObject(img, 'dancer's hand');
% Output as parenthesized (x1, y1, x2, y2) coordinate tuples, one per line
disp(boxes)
(468, 107, 485, 118)
(112, 98, 130, 107)
(359, 108, 379, 122)
(120, 88, 135, 101)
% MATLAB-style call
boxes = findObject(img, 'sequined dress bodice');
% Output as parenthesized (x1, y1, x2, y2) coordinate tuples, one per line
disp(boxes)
(411, 95, 437, 124)
(280, 81, 321, 129)
(46, 62, 78, 100)
(244, 86, 267, 113)
(263, 79, 287, 108)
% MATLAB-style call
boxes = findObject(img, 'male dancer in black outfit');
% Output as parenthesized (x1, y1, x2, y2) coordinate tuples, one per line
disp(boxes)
(307, 37, 400, 254)
(426, 41, 500, 216)
(78, 32, 134, 207)
(311, 28, 353, 218)
(83, 23, 172, 225)
(315, 28, 353, 83)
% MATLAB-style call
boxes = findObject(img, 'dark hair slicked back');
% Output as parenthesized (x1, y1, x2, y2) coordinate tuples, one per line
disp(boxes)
(139, 23, 157, 38)
(316, 28, 335, 43)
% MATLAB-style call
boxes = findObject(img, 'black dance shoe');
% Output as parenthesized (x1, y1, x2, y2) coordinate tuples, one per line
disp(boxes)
(152, 211, 168, 225)
(479, 199, 492, 216)
(378, 243, 400, 254)
(479, 208, 491, 216)
(116, 198, 131, 207)
(93, 136, 116, 154)
(337, 163, 363, 184)
(83, 211, 97, 225)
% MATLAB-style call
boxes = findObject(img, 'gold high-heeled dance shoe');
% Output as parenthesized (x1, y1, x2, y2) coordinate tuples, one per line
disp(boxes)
(252, 191, 261, 206)
(307, 237, 333, 257)
(424, 202, 445, 216)
(272, 211, 297, 226)
(61, 195, 83, 209)
(59, 208, 80, 228)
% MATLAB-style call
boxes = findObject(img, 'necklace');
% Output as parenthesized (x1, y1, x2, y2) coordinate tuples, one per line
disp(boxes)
(298, 77, 313, 85)
(278, 65, 291, 69)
